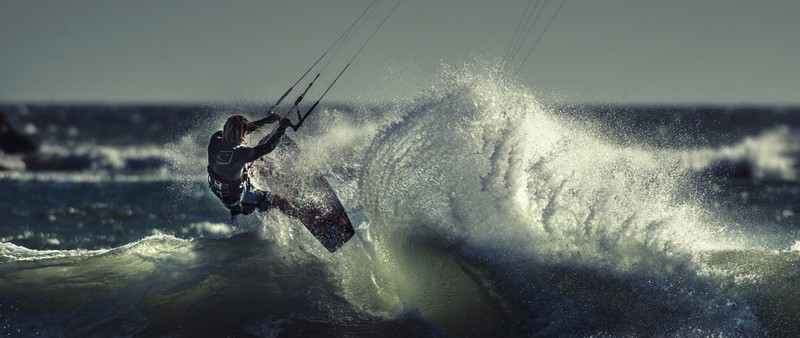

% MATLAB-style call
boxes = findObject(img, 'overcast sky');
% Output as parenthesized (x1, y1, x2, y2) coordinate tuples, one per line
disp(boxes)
(1, 0, 798, 105)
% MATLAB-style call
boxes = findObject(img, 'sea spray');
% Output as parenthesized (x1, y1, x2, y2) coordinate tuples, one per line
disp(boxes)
(358, 63, 762, 336)
(361, 62, 703, 269)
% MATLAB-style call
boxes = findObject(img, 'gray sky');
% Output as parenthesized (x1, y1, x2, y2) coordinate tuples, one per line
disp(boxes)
(1, 0, 799, 105)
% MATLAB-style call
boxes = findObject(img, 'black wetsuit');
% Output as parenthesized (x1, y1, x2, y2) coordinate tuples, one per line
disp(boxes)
(207, 115, 289, 216)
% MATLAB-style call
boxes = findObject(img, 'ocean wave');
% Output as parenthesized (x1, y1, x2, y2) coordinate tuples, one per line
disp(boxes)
(354, 62, 771, 336)
(0, 240, 107, 263)
(0, 234, 446, 337)
(0, 141, 207, 182)
(679, 126, 799, 181)
(21, 144, 172, 172)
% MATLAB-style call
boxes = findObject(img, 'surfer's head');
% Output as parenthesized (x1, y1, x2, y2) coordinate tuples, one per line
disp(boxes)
(223, 115, 258, 146)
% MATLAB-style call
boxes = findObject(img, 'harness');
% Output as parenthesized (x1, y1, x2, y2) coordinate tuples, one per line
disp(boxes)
(207, 166, 244, 207)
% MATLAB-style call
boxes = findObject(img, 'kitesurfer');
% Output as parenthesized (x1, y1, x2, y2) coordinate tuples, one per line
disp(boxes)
(207, 113, 305, 221)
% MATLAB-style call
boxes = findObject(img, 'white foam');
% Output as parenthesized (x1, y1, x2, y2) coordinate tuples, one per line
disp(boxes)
(181, 221, 234, 236)
(679, 126, 799, 181)
(0, 240, 107, 262)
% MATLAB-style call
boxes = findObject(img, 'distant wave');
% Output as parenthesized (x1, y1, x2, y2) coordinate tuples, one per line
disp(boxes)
(22, 144, 171, 172)
(679, 126, 799, 181)
(0, 140, 206, 182)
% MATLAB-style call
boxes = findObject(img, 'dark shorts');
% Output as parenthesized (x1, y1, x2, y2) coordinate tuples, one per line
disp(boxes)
(228, 184, 275, 215)
(242, 187, 275, 214)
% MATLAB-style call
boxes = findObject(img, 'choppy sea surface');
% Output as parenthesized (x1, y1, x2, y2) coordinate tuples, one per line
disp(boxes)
(2, 66, 799, 337)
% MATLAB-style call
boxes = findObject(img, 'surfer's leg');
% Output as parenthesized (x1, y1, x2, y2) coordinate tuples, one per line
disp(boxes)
(240, 189, 268, 215)
(245, 189, 289, 216)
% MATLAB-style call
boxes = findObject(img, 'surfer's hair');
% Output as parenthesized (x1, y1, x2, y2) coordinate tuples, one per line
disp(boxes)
(223, 115, 258, 146)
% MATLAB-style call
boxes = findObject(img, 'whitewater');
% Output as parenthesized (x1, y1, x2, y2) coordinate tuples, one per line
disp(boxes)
(2, 64, 799, 337)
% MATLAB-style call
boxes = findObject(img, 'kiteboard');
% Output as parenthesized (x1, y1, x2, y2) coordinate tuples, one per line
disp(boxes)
(257, 134, 354, 252)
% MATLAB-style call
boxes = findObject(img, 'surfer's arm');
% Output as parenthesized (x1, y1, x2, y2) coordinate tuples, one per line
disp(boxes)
(252, 118, 293, 158)
(252, 112, 282, 129)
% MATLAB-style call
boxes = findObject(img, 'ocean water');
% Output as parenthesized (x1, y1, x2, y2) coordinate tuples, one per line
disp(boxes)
(1, 65, 799, 337)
